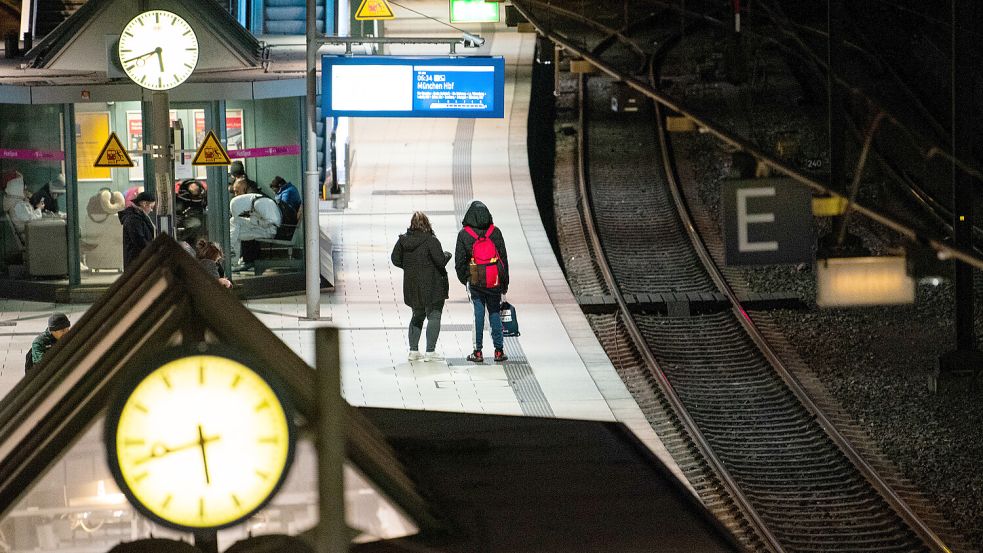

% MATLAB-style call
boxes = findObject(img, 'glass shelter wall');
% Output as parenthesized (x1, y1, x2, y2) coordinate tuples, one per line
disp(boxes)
(0, 94, 305, 293)
(0, 103, 68, 279)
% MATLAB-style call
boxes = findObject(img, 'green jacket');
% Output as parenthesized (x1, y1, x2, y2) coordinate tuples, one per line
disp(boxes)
(30, 330, 58, 366)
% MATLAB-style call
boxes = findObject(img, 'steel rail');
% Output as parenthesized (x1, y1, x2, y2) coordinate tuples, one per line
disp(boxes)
(649, 54, 955, 553)
(574, 73, 784, 553)
(509, 0, 983, 273)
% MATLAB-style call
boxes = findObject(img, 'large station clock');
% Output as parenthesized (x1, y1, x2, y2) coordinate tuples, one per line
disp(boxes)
(118, 10, 199, 90)
(105, 346, 295, 531)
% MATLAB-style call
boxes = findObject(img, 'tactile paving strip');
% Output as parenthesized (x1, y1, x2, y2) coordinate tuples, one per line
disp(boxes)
(452, 118, 554, 418)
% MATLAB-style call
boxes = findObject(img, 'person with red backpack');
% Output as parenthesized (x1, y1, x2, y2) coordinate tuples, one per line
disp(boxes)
(455, 201, 509, 363)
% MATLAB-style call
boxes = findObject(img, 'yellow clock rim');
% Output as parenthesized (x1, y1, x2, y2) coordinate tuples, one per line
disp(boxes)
(104, 344, 296, 532)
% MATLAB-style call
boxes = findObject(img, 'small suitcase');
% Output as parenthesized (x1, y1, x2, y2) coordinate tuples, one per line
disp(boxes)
(500, 301, 520, 337)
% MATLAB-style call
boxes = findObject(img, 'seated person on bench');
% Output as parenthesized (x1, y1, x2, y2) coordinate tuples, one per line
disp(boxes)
(229, 192, 281, 272)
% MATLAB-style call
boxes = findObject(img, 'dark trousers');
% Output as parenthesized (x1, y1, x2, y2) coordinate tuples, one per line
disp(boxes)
(469, 287, 503, 350)
(241, 240, 260, 262)
(409, 301, 444, 352)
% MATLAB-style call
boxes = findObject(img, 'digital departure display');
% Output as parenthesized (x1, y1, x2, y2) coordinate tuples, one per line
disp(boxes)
(322, 56, 505, 118)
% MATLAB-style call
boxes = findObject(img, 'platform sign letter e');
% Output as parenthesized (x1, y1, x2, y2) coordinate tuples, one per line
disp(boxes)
(722, 178, 813, 266)
(737, 187, 778, 253)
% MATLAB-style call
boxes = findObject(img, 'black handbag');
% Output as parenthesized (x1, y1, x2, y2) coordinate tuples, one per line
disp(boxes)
(500, 300, 520, 337)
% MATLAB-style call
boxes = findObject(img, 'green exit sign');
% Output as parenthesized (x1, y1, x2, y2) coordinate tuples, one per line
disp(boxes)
(450, 0, 500, 23)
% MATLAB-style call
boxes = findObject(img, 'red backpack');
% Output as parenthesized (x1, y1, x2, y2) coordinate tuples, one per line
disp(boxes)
(464, 225, 501, 288)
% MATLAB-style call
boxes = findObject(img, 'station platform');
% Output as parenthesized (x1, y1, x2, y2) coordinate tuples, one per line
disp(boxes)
(0, 32, 685, 489)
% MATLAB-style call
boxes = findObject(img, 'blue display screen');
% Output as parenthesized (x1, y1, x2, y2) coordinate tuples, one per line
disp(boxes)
(322, 56, 505, 118)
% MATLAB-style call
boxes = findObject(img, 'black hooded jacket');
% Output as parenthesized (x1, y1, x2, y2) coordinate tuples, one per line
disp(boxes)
(455, 201, 508, 294)
(391, 229, 451, 309)
(118, 206, 156, 269)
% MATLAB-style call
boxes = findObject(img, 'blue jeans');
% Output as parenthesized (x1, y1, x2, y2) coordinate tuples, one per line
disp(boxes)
(470, 287, 503, 351)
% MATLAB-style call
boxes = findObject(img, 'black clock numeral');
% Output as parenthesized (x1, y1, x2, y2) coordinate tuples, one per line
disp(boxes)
(173, 74, 180, 83)
(126, 65, 135, 72)
(138, 18, 144, 26)
(139, 76, 147, 85)
(123, 31, 134, 37)
(231, 493, 241, 508)
(155, 13, 159, 23)
(186, 47, 197, 51)
(183, 30, 192, 36)
(120, 49, 131, 53)
(184, 63, 193, 70)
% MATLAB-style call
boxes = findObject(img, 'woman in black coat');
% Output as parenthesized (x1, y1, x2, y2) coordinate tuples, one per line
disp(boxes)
(391, 211, 451, 362)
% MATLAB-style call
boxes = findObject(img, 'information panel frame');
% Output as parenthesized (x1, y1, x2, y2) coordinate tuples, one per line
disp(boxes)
(322, 55, 506, 118)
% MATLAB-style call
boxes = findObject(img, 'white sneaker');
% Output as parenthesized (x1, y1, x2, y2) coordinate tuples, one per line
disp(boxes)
(408, 351, 423, 361)
(423, 351, 444, 362)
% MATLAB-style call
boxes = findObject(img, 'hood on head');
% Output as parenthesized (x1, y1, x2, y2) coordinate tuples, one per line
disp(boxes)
(462, 201, 493, 229)
(400, 229, 430, 251)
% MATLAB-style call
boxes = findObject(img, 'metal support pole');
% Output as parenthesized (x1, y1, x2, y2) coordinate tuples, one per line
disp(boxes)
(62, 103, 81, 286)
(953, 0, 977, 355)
(936, 0, 982, 389)
(305, 0, 322, 319)
(823, 0, 854, 255)
(827, 0, 845, 198)
(149, 91, 174, 236)
(315, 328, 347, 553)
(205, 101, 232, 278)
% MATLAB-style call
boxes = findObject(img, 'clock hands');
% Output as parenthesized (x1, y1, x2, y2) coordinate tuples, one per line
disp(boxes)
(197, 424, 211, 485)
(132, 429, 220, 466)
(122, 47, 163, 69)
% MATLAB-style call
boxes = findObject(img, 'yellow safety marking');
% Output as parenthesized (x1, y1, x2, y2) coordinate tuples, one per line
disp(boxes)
(192, 130, 232, 166)
(93, 132, 134, 167)
(355, 0, 395, 20)
(812, 196, 848, 217)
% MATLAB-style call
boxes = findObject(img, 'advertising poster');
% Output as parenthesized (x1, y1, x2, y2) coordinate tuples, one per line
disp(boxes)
(76, 112, 111, 180)
(126, 111, 144, 181)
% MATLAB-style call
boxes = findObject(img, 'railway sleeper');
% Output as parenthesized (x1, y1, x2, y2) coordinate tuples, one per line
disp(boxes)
(773, 535, 924, 551)
(576, 291, 805, 314)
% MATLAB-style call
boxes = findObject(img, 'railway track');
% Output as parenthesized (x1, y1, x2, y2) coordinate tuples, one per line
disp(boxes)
(569, 58, 954, 553)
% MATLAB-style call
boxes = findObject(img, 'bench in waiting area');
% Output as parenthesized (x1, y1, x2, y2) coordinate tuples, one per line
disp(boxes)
(253, 223, 304, 276)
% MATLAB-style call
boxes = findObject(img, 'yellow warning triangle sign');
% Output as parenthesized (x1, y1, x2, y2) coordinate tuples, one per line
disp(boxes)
(192, 130, 232, 166)
(93, 132, 134, 168)
(355, 0, 395, 20)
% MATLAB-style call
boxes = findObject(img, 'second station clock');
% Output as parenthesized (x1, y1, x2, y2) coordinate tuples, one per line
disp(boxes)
(118, 10, 199, 90)
(105, 346, 295, 531)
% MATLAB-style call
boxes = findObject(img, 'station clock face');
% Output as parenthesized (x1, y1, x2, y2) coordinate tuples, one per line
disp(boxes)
(105, 347, 295, 531)
(118, 10, 199, 90)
